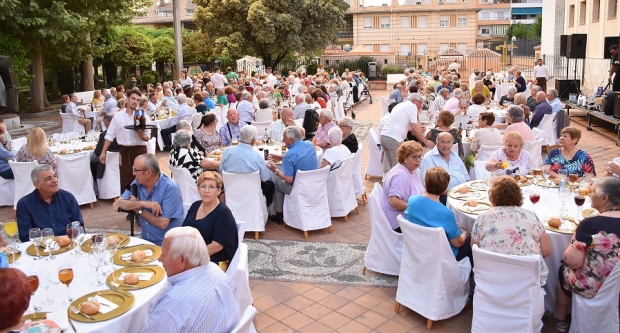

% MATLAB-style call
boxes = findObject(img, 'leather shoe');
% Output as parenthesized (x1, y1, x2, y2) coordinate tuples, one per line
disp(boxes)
(269, 214, 283, 225)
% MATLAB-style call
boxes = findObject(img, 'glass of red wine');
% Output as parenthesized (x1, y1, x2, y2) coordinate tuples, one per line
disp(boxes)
(529, 187, 540, 215)
(574, 194, 586, 220)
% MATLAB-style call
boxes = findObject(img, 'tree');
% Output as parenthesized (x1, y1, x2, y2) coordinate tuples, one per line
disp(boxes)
(182, 30, 213, 63)
(110, 29, 154, 80)
(153, 36, 175, 82)
(506, 22, 534, 41)
(531, 15, 542, 39)
(193, 0, 349, 68)
(0, 32, 31, 86)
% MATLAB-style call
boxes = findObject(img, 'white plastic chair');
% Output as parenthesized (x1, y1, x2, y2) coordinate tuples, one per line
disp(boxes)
(283, 166, 332, 239)
(60, 112, 82, 133)
(524, 139, 544, 167)
(11, 137, 27, 152)
(0, 176, 15, 207)
(229, 102, 237, 110)
(235, 221, 246, 245)
(230, 305, 257, 333)
(191, 112, 202, 130)
(532, 127, 546, 143)
(226, 244, 253, 318)
(222, 171, 268, 240)
(381, 96, 390, 116)
(97, 151, 121, 199)
(169, 166, 200, 204)
(537, 113, 555, 147)
(335, 96, 345, 120)
(365, 128, 383, 179)
(476, 145, 503, 161)
(473, 160, 489, 181)
(251, 121, 272, 141)
(363, 183, 403, 276)
(471, 245, 544, 333)
(327, 154, 358, 221)
(395, 215, 471, 330)
(352, 145, 367, 206)
(146, 137, 156, 155)
(569, 261, 620, 333)
(8, 160, 38, 210)
(57, 153, 96, 207)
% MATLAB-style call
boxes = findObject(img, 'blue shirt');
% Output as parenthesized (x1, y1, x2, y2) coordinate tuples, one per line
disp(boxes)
(436, 85, 453, 93)
(121, 174, 184, 245)
(172, 103, 195, 126)
(162, 96, 179, 110)
(530, 99, 553, 128)
(219, 121, 246, 146)
(293, 102, 309, 119)
(420, 147, 469, 191)
(0, 144, 13, 173)
(404, 195, 462, 256)
(388, 89, 403, 103)
(103, 97, 117, 114)
(204, 98, 215, 110)
(141, 263, 238, 333)
(220, 142, 270, 181)
(549, 98, 563, 120)
(282, 140, 318, 183)
(17, 189, 84, 242)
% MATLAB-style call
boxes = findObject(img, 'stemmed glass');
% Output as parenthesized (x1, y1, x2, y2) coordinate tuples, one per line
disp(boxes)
(58, 264, 74, 304)
(529, 187, 540, 215)
(66, 224, 77, 252)
(7, 238, 21, 266)
(568, 173, 579, 188)
(29, 228, 43, 260)
(574, 193, 586, 221)
(88, 251, 105, 286)
(41, 228, 56, 260)
(73, 226, 86, 257)
(40, 271, 54, 306)
(542, 167, 551, 186)
(26, 272, 40, 313)
(559, 182, 572, 216)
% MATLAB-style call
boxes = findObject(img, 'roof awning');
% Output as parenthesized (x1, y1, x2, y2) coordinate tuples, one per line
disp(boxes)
(511, 7, 542, 15)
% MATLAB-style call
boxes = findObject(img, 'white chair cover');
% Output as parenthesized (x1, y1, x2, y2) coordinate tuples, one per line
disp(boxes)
(524, 139, 544, 167)
(532, 127, 546, 143)
(230, 305, 257, 333)
(365, 128, 383, 178)
(235, 221, 246, 245)
(229, 102, 237, 110)
(97, 151, 121, 199)
(352, 145, 365, 199)
(0, 176, 15, 206)
(357, 82, 366, 102)
(396, 215, 471, 322)
(8, 160, 38, 209)
(57, 153, 96, 206)
(327, 154, 357, 218)
(335, 96, 345, 120)
(537, 113, 555, 146)
(363, 183, 402, 276)
(283, 166, 331, 234)
(191, 112, 202, 130)
(226, 244, 253, 318)
(146, 137, 156, 155)
(476, 145, 503, 161)
(472, 160, 489, 181)
(169, 166, 200, 204)
(569, 261, 620, 333)
(11, 137, 27, 152)
(251, 121, 272, 141)
(471, 245, 544, 333)
(222, 171, 268, 237)
(60, 112, 82, 133)
(381, 96, 390, 116)
(344, 87, 353, 107)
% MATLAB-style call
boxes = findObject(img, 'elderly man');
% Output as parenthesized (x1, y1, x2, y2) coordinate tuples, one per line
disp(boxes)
(237, 91, 255, 124)
(91, 114, 119, 182)
(315, 109, 337, 151)
(430, 88, 450, 117)
(546, 88, 563, 114)
(420, 132, 469, 205)
(219, 109, 246, 146)
(380, 93, 434, 173)
(253, 90, 265, 110)
(205, 82, 216, 99)
(221, 125, 275, 206)
(66, 93, 92, 132)
(161, 94, 195, 149)
(265, 126, 318, 224)
(443, 88, 464, 113)
(428, 74, 442, 91)
(532, 59, 549, 92)
(388, 84, 404, 103)
(103, 92, 117, 115)
(147, 92, 164, 113)
(160, 88, 178, 110)
(292, 94, 309, 119)
(17, 165, 84, 242)
(436, 78, 452, 93)
(530, 91, 553, 128)
(113, 154, 184, 246)
(210, 67, 228, 89)
(499, 86, 517, 105)
(141, 227, 238, 333)
(266, 108, 304, 142)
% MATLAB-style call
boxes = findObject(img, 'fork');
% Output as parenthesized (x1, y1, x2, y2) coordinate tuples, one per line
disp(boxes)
(70, 305, 95, 320)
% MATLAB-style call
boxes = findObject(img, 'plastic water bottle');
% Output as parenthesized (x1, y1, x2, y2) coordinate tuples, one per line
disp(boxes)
(0, 252, 8, 268)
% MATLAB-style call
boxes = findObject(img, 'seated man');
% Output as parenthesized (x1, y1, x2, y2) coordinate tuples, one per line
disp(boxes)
(265, 126, 318, 224)
(314, 109, 337, 151)
(292, 94, 309, 119)
(141, 227, 238, 333)
(236, 91, 255, 124)
(530, 91, 553, 128)
(113, 154, 184, 246)
(160, 94, 195, 149)
(219, 109, 246, 146)
(266, 108, 304, 142)
(221, 125, 275, 206)
(17, 165, 84, 241)
(91, 114, 120, 182)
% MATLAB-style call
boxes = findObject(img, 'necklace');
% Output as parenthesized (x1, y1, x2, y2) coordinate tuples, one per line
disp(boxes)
(600, 207, 620, 214)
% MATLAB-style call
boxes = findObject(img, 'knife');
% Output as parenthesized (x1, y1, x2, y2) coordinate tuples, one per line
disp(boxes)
(68, 317, 78, 332)
(110, 286, 133, 298)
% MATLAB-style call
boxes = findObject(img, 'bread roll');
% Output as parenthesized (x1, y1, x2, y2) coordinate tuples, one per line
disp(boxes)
(87, 145, 95, 150)
(80, 300, 100, 315)
(548, 217, 562, 228)
(457, 186, 469, 194)
(107, 235, 121, 245)
(213, 150, 222, 155)
(131, 250, 147, 261)
(124, 273, 140, 285)
(56, 236, 71, 247)
(60, 149, 68, 155)
(553, 178, 561, 185)
(0, 247, 9, 254)
(466, 199, 479, 207)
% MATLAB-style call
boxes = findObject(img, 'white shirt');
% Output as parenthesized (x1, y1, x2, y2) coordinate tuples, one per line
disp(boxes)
(379, 100, 418, 142)
(104, 109, 149, 146)
(237, 100, 255, 123)
(210, 73, 227, 89)
(266, 74, 277, 89)
(448, 62, 461, 71)
(532, 64, 549, 79)
(322, 145, 352, 164)
(467, 104, 487, 118)
(255, 108, 273, 123)
(147, 101, 158, 112)
(179, 77, 192, 88)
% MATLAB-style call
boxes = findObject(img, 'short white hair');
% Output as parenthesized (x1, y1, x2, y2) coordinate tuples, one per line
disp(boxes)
(239, 125, 257, 144)
(164, 226, 210, 266)
(319, 109, 334, 121)
(407, 93, 423, 102)
(242, 91, 252, 100)
(453, 88, 463, 98)
(177, 94, 187, 104)
(507, 86, 517, 95)
(328, 127, 343, 144)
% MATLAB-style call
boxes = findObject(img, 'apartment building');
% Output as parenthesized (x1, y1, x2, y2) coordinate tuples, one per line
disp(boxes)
(132, 0, 197, 30)
(476, 0, 542, 46)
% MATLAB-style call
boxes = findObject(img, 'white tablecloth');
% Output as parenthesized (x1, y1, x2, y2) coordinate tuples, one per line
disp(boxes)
(15, 237, 167, 333)
(151, 117, 176, 151)
(78, 106, 102, 130)
(493, 82, 531, 103)
(447, 182, 588, 313)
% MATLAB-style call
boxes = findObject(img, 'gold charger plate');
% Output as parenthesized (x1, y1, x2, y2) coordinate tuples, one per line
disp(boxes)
(106, 265, 165, 290)
(466, 181, 488, 192)
(544, 216, 578, 234)
(8, 250, 21, 263)
(81, 233, 130, 253)
(582, 208, 599, 218)
(457, 201, 492, 215)
(448, 189, 485, 200)
(67, 290, 135, 323)
(22, 312, 49, 323)
(113, 244, 162, 266)
(536, 178, 559, 188)
(26, 238, 72, 256)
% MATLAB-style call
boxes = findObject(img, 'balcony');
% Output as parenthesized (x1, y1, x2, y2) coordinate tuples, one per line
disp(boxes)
(478, 0, 510, 4)
(337, 31, 353, 39)
(438, 0, 469, 4)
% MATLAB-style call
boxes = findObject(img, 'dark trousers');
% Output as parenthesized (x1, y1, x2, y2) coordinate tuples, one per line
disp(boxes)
(613, 75, 620, 92)
(456, 235, 474, 268)
(119, 145, 147, 193)
(161, 125, 177, 148)
(535, 77, 547, 92)
(261, 180, 275, 207)
(0, 168, 14, 179)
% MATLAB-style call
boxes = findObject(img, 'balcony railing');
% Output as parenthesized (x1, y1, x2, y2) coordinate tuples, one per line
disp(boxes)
(337, 31, 353, 39)
(438, 0, 469, 4)
(478, 0, 510, 4)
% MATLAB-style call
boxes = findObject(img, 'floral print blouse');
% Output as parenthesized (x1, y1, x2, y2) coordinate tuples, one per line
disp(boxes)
(15, 146, 57, 171)
(472, 206, 548, 286)
(194, 128, 222, 153)
(545, 148, 596, 177)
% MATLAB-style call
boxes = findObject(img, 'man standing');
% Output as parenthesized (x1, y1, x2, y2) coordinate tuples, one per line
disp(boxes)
(66, 93, 92, 133)
(219, 109, 246, 146)
(266, 67, 278, 89)
(314, 109, 336, 151)
(532, 59, 549, 92)
(266, 108, 305, 142)
(160, 94, 195, 149)
(530, 91, 553, 128)
(91, 114, 119, 182)
(17, 165, 84, 242)
(236, 91, 255, 124)
(113, 154, 184, 246)
(99, 90, 150, 193)
(210, 67, 228, 89)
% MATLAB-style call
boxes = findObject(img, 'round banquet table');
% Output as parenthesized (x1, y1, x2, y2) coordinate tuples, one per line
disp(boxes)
(446, 181, 591, 313)
(14, 236, 167, 333)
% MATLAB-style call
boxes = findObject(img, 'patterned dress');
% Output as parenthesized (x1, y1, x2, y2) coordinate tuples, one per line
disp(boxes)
(489, 148, 534, 175)
(194, 128, 222, 153)
(15, 146, 57, 171)
(169, 147, 206, 181)
(544, 148, 596, 176)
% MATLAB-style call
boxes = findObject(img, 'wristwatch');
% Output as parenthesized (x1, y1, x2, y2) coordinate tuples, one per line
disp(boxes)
(138, 209, 143, 215)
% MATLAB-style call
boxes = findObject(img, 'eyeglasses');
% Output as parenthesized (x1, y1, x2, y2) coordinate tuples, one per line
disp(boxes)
(339, 125, 349, 128)
(438, 141, 453, 145)
(198, 185, 220, 191)
(132, 167, 148, 173)
(408, 155, 422, 161)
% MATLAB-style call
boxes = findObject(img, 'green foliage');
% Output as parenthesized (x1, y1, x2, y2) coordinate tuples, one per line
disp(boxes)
(531, 15, 542, 39)
(506, 22, 535, 40)
(182, 30, 213, 62)
(0, 32, 31, 86)
(110, 30, 154, 70)
(140, 70, 158, 87)
(381, 65, 402, 76)
(152, 36, 175, 63)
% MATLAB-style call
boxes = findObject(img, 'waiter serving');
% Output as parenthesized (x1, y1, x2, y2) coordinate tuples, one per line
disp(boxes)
(532, 58, 549, 92)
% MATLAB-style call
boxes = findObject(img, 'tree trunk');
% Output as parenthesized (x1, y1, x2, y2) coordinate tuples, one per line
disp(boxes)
(51, 68, 59, 91)
(30, 40, 45, 113)
(82, 60, 95, 91)
(157, 62, 165, 82)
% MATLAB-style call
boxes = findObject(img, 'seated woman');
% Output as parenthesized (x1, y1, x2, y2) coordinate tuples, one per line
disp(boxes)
(504, 105, 534, 143)
(467, 92, 488, 119)
(169, 129, 219, 181)
(426, 111, 465, 160)
(471, 80, 491, 102)
(0, 268, 42, 333)
(183, 171, 238, 268)
(467, 112, 503, 166)
(60, 94, 70, 113)
(225, 86, 237, 104)
(472, 176, 551, 286)
(404, 166, 472, 265)
(194, 92, 207, 114)
(483, 73, 495, 99)
(338, 116, 358, 153)
(485, 131, 534, 175)
(319, 127, 351, 168)
(382, 141, 425, 232)
(16, 127, 56, 171)
(255, 98, 274, 122)
(499, 86, 517, 105)
(92, 90, 104, 104)
(543, 126, 596, 178)
(545, 177, 620, 332)
(513, 92, 531, 126)
(194, 114, 222, 153)
(605, 157, 620, 177)
(0, 133, 14, 179)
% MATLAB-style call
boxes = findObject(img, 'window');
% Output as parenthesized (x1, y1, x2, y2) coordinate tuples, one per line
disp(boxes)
(593, 0, 600, 21)
(363, 17, 372, 29)
(155, 10, 172, 17)
(439, 15, 449, 27)
(439, 43, 449, 51)
(418, 43, 427, 55)
(609, 0, 618, 19)
(401, 16, 410, 28)
(579, 1, 586, 25)
(400, 44, 411, 54)
(418, 15, 427, 27)
(457, 15, 467, 27)
(569, 5, 575, 26)
(480, 11, 490, 20)
(380, 16, 390, 28)
(457, 43, 467, 54)
(364, 44, 373, 52)
(480, 28, 490, 35)
(495, 11, 505, 20)
(380, 44, 390, 52)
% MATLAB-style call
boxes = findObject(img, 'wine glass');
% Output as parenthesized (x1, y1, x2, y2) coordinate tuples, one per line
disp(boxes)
(41, 228, 56, 260)
(94, 233, 107, 252)
(529, 187, 540, 215)
(4, 219, 17, 238)
(88, 251, 105, 286)
(74, 226, 86, 257)
(26, 272, 41, 313)
(532, 166, 543, 183)
(568, 173, 579, 188)
(558, 168, 568, 181)
(542, 167, 551, 186)
(29, 228, 43, 260)
(559, 182, 572, 216)
(574, 193, 586, 221)
(66, 224, 77, 253)
(58, 264, 74, 304)
(40, 271, 53, 306)
(7, 238, 21, 266)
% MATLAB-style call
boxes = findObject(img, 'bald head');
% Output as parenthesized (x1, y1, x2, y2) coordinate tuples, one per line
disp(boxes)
(226, 108, 239, 124)
(535, 91, 547, 103)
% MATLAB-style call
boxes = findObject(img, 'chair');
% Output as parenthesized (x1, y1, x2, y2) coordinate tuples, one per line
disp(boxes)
(569, 261, 620, 333)
(471, 245, 544, 333)
(283, 166, 333, 239)
(532, 127, 547, 143)
(57, 153, 96, 207)
(382, 97, 390, 116)
(352, 145, 367, 206)
(8, 161, 38, 210)
(226, 243, 253, 317)
(11, 137, 27, 152)
(472, 161, 489, 181)
(0, 176, 14, 207)
(222, 171, 268, 240)
(395, 215, 471, 329)
(97, 151, 121, 200)
(363, 183, 403, 276)
(524, 139, 544, 167)
(146, 137, 156, 155)
(537, 113, 555, 147)
(229, 102, 237, 110)
(235, 221, 246, 245)
(327, 155, 358, 221)
(169, 166, 200, 204)
(251, 121, 272, 141)
(365, 128, 383, 179)
(59, 112, 82, 133)
(476, 145, 503, 161)
(182, 202, 192, 219)
(191, 112, 202, 130)
(334, 96, 345, 120)
(230, 305, 257, 333)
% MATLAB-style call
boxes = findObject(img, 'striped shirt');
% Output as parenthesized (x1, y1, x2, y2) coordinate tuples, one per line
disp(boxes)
(141, 263, 238, 333)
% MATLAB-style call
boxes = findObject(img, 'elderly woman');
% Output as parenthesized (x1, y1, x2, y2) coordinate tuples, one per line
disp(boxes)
(513, 92, 531, 126)
(546, 177, 620, 331)
(182, 171, 238, 268)
(215, 88, 228, 107)
(169, 129, 220, 181)
(194, 114, 222, 153)
(382, 141, 425, 232)
(193, 93, 207, 114)
(471, 80, 491, 101)
(255, 98, 274, 122)
(16, 127, 56, 171)
(139, 96, 149, 113)
(527, 85, 542, 112)
(468, 92, 487, 118)
(443, 88, 464, 113)
(0, 133, 14, 179)
(486, 131, 534, 174)
(0, 268, 34, 333)
(472, 176, 551, 286)
(483, 72, 496, 99)
(499, 86, 517, 105)
(544, 127, 596, 178)
(338, 116, 358, 153)
(504, 105, 535, 142)
(315, 109, 337, 151)
(404, 166, 472, 265)
(466, 112, 503, 166)
(426, 111, 464, 160)
(319, 127, 352, 168)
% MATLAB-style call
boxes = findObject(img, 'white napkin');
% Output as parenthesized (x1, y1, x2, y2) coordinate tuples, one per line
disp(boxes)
(43, 242, 60, 253)
(93, 295, 119, 314)
(121, 249, 153, 261)
(118, 272, 154, 281)
(46, 311, 69, 331)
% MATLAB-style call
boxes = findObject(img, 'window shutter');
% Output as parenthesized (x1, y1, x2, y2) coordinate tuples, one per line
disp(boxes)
(450, 14, 457, 27)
